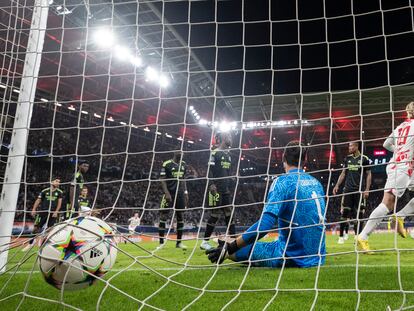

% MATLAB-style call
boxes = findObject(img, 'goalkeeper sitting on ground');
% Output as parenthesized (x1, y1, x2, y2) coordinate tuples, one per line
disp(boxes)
(206, 141, 326, 268)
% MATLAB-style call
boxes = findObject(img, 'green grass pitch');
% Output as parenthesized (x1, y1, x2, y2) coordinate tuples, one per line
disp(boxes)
(1, 233, 414, 311)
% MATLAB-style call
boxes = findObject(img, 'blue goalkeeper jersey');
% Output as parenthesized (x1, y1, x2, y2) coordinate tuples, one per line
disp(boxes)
(264, 168, 326, 267)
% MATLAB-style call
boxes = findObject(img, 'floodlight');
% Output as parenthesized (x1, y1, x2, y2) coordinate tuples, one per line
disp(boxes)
(219, 121, 231, 132)
(131, 56, 143, 67)
(94, 28, 116, 48)
(145, 67, 159, 81)
(114, 45, 132, 61)
(159, 74, 170, 88)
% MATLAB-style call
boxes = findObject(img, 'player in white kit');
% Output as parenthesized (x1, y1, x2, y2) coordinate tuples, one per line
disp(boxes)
(126, 212, 141, 243)
(357, 102, 414, 252)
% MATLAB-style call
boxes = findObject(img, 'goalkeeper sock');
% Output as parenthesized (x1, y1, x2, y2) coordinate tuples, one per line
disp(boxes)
(176, 221, 184, 245)
(159, 221, 166, 244)
(397, 198, 414, 217)
(345, 222, 349, 234)
(359, 203, 389, 240)
(204, 217, 218, 240)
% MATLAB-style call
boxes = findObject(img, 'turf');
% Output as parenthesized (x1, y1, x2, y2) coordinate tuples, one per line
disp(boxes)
(1, 233, 414, 311)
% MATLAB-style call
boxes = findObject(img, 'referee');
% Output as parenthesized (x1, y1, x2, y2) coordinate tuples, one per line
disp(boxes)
(333, 142, 372, 244)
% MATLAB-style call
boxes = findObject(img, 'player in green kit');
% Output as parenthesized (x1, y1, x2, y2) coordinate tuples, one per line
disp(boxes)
(22, 177, 63, 251)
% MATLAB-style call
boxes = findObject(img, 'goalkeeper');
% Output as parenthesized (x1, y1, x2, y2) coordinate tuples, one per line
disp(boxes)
(206, 141, 326, 268)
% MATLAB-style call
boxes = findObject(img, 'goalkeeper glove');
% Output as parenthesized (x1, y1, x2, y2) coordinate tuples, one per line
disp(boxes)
(206, 239, 239, 264)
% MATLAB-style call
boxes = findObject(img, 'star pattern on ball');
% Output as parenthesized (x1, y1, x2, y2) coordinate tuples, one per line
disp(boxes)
(53, 230, 86, 260)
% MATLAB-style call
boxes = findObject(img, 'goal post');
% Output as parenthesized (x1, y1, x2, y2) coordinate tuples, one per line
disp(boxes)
(0, 0, 49, 272)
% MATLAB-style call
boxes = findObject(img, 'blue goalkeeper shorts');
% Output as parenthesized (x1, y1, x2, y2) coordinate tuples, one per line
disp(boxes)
(234, 241, 292, 268)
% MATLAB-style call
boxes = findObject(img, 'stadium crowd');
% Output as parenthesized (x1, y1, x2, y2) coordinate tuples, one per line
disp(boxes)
(12, 104, 392, 231)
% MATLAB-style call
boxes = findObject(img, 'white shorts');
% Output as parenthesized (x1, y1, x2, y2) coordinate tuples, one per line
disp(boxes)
(80, 206, 91, 212)
(128, 226, 136, 234)
(79, 206, 91, 217)
(384, 165, 414, 197)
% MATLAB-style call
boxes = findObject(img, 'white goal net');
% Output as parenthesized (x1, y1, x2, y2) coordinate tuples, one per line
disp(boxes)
(1, 0, 414, 310)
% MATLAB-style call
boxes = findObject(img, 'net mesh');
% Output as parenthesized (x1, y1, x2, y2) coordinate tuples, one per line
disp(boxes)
(1, 0, 414, 310)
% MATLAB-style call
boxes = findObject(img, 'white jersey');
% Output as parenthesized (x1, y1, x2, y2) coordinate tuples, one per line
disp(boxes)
(128, 217, 140, 228)
(386, 118, 414, 175)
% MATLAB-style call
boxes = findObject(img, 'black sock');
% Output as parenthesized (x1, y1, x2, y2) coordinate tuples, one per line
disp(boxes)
(204, 217, 217, 240)
(159, 221, 166, 244)
(225, 216, 236, 236)
(176, 221, 184, 245)
(344, 222, 349, 234)
(358, 222, 364, 234)
(29, 230, 38, 245)
(228, 224, 236, 236)
(354, 221, 364, 234)
(339, 222, 345, 237)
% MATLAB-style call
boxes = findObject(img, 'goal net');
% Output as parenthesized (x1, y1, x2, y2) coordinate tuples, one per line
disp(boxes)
(1, 0, 414, 310)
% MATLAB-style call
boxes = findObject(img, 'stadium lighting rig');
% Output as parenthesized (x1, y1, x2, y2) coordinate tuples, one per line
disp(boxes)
(55, 5, 72, 15)
(114, 45, 132, 61)
(47, 102, 309, 147)
(93, 28, 116, 48)
(131, 56, 143, 67)
(159, 75, 170, 88)
(242, 119, 309, 129)
(50, 0, 72, 16)
(144, 66, 169, 87)
(145, 66, 159, 81)
(188, 105, 201, 122)
(92, 28, 169, 88)
(188, 106, 309, 133)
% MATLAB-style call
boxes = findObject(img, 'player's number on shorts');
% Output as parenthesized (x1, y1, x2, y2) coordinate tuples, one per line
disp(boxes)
(397, 126, 410, 146)
(311, 191, 324, 223)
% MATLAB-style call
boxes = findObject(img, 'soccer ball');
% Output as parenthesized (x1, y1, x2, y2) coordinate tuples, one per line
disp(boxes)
(38, 216, 117, 290)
